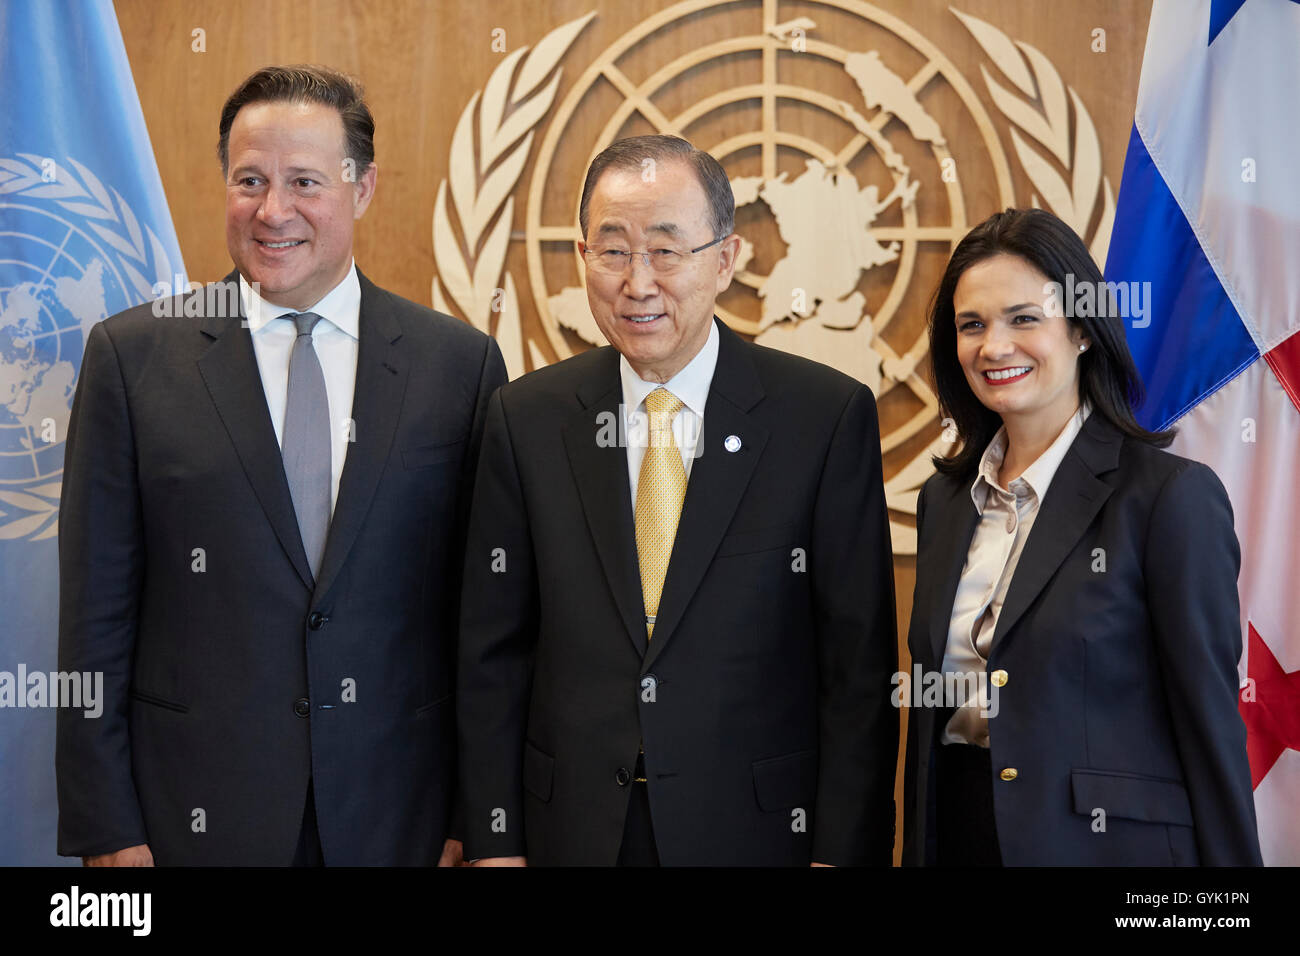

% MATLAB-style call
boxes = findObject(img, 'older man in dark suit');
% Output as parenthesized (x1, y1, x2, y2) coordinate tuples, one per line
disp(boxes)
(56, 65, 505, 865)
(458, 135, 897, 866)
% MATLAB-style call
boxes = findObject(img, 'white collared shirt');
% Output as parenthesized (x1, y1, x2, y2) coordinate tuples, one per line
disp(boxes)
(940, 402, 1092, 746)
(619, 319, 720, 507)
(240, 263, 361, 514)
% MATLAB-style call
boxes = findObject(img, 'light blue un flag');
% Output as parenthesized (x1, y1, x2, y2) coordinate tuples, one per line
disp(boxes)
(0, 0, 185, 864)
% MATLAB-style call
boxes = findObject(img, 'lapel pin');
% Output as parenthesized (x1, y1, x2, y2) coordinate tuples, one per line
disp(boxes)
(724, 434, 742, 453)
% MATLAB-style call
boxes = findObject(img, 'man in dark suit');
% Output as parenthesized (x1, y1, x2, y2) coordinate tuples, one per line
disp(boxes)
(457, 135, 897, 866)
(56, 65, 506, 865)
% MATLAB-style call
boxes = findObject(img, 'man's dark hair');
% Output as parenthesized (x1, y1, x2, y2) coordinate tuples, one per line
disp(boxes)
(578, 134, 734, 240)
(217, 64, 375, 175)
(928, 207, 1174, 477)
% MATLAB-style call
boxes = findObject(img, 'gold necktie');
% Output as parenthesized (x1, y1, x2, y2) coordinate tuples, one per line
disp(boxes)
(635, 388, 687, 639)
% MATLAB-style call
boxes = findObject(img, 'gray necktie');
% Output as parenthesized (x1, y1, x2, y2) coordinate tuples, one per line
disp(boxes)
(282, 312, 332, 580)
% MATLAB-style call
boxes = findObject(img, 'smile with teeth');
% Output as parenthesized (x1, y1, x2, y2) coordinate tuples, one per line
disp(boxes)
(624, 313, 664, 324)
(984, 366, 1031, 383)
(259, 239, 305, 248)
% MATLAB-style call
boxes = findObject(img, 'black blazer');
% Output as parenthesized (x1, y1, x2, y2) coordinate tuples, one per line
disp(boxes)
(902, 413, 1261, 865)
(56, 269, 506, 865)
(457, 319, 898, 866)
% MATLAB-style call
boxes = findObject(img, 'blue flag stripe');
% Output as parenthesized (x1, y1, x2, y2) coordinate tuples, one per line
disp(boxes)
(1106, 125, 1259, 430)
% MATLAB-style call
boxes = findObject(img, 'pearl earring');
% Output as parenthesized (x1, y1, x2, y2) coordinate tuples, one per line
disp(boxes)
(1079, 344, 1087, 352)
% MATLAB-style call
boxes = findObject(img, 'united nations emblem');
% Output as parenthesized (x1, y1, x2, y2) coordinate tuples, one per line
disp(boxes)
(431, 1, 1117, 553)
(0, 156, 175, 540)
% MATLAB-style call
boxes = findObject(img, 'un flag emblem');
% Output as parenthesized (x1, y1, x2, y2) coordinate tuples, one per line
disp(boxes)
(0, 155, 177, 541)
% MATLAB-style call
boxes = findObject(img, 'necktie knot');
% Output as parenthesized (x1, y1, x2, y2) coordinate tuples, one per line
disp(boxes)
(292, 312, 323, 337)
(643, 388, 683, 450)
(644, 387, 684, 435)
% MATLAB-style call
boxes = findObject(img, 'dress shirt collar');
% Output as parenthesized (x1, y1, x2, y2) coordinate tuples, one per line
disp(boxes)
(971, 402, 1093, 514)
(618, 318, 720, 420)
(239, 261, 361, 339)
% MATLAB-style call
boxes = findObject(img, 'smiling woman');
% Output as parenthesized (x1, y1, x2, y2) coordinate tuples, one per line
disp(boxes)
(928, 207, 1171, 477)
(952, 254, 1093, 483)
(900, 208, 1261, 866)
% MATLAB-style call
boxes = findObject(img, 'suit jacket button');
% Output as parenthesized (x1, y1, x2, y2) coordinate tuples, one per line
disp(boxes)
(991, 669, 1008, 687)
(294, 698, 311, 718)
(308, 611, 326, 630)
(999, 767, 1018, 781)
(615, 767, 631, 787)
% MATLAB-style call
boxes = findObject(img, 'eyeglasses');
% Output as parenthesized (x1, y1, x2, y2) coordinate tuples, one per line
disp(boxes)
(582, 235, 726, 276)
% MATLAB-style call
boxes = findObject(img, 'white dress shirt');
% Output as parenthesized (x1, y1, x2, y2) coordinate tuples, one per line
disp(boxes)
(940, 403, 1092, 746)
(619, 319, 720, 508)
(240, 263, 360, 514)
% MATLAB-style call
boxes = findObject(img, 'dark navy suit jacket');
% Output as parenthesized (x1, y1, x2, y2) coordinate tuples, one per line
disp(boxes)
(902, 412, 1261, 865)
(56, 269, 506, 864)
(458, 319, 898, 865)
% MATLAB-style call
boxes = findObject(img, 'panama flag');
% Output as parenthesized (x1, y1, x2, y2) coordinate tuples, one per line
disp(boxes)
(1106, 0, 1300, 865)
(0, 0, 185, 863)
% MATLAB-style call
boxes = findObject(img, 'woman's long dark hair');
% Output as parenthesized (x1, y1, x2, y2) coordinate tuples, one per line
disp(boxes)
(929, 208, 1172, 477)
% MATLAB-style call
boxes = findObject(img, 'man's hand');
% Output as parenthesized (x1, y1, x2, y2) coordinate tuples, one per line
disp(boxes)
(470, 856, 527, 866)
(438, 839, 465, 867)
(84, 844, 153, 867)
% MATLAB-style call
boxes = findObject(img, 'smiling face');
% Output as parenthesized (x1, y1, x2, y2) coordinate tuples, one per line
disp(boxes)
(225, 100, 376, 310)
(580, 159, 739, 383)
(953, 253, 1090, 433)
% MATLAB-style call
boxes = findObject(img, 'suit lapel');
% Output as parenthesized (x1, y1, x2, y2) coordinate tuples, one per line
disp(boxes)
(197, 271, 315, 591)
(925, 478, 982, 668)
(988, 413, 1121, 653)
(562, 349, 648, 658)
(643, 321, 768, 671)
(312, 270, 408, 601)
